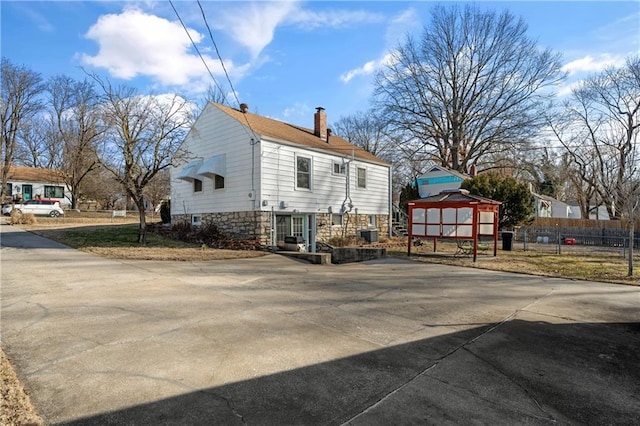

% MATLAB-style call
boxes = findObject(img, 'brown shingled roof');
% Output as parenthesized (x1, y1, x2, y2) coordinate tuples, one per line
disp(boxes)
(213, 103, 388, 165)
(5, 166, 64, 183)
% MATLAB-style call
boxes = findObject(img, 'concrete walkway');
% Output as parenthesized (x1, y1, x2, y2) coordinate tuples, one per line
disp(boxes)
(1, 223, 639, 425)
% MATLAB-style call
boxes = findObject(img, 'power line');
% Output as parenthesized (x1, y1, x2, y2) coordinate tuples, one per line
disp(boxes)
(167, 0, 227, 101)
(196, 0, 259, 142)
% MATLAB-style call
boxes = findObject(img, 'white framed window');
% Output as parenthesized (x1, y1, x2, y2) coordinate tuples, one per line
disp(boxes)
(331, 213, 343, 226)
(332, 161, 345, 175)
(194, 179, 203, 192)
(296, 155, 311, 190)
(357, 167, 367, 188)
(192, 215, 201, 226)
(368, 214, 376, 227)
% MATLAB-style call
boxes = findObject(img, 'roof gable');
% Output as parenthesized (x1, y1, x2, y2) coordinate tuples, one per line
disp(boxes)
(212, 103, 388, 165)
(412, 189, 501, 205)
(420, 165, 469, 180)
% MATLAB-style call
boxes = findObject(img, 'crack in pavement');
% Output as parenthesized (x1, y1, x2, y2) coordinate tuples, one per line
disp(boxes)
(461, 346, 558, 422)
(341, 286, 561, 425)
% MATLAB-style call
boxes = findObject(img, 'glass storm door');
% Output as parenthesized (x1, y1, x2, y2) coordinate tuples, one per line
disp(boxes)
(22, 184, 33, 201)
(292, 216, 304, 239)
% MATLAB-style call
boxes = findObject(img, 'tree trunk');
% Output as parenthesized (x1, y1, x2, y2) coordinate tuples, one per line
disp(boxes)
(135, 198, 147, 244)
(629, 222, 634, 277)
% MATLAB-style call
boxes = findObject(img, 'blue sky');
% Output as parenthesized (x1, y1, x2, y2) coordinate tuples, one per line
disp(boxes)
(2, 1, 639, 129)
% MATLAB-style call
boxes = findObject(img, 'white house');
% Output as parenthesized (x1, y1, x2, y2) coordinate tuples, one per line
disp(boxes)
(416, 165, 470, 198)
(171, 103, 391, 250)
(2, 166, 71, 207)
(532, 193, 578, 219)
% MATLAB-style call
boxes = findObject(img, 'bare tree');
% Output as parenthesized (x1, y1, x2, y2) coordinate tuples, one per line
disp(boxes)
(205, 84, 230, 106)
(93, 77, 193, 243)
(48, 75, 104, 209)
(332, 109, 395, 159)
(81, 166, 123, 210)
(552, 56, 640, 220)
(143, 168, 171, 218)
(1, 58, 45, 198)
(14, 118, 58, 168)
(374, 4, 565, 173)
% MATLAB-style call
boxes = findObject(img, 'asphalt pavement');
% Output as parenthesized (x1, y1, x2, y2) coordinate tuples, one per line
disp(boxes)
(1, 222, 639, 425)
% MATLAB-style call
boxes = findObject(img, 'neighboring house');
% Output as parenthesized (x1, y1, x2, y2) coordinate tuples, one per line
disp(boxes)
(588, 205, 611, 220)
(564, 203, 610, 220)
(171, 103, 391, 250)
(416, 165, 470, 198)
(416, 167, 583, 221)
(2, 166, 71, 207)
(532, 193, 577, 219)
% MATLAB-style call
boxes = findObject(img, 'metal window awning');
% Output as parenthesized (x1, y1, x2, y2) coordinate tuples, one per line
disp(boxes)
(197, 154, 226, 178)
(176, 159, 203, 182)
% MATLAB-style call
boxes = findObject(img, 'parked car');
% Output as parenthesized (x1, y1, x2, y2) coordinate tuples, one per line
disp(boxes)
(5, 199, 65, 217)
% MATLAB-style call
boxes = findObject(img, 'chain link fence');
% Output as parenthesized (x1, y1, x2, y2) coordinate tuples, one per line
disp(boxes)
(509, 227, 639, 258)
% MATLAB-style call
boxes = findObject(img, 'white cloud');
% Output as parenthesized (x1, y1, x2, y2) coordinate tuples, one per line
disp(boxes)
(285, 7, 384, 30)
(556, 80, 582, 98)
(340, 53, 395, 83)
(562, 54, 625, 75)
(385, 8, 420, 46)
(211, 1, 383, 59)
(282, 102, 312, 120)
(214, 1, 299, 58)
(339, 7, 414, 84)
(79, 8, 236, 91)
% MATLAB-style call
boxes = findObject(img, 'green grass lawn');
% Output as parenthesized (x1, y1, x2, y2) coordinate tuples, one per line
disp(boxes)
(27, 223, 265, 261)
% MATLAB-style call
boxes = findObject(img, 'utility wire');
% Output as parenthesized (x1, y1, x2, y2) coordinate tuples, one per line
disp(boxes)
(196, 0, 259, 142)
(168, 0, 227, 99)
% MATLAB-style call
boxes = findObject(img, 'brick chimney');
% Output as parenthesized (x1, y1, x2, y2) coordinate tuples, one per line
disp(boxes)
(314, 107, 327, 140)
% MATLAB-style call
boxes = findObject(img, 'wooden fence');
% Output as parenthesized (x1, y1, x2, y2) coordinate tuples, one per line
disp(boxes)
(517, 218, 639, 249)
(530, 217, 640, 229)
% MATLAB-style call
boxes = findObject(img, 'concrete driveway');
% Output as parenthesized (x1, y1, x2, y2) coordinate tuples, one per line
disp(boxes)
(1, 223, 639, 425)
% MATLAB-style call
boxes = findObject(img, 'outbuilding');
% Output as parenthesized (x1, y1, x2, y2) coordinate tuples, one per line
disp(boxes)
(407, 189, 501, 262)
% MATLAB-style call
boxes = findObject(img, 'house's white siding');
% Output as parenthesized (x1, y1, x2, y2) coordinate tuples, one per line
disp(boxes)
(5, 180, 71, 207)
(259, 139, 389, 215)
(171, 103, 260, 215)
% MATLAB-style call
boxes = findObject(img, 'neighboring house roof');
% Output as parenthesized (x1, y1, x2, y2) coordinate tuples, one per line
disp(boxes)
(420, 165, 470, 181)
(412, 189, 501, 205)
(532, 193, 560, 202)
(213, 103, 388, 165)
(5, 166, 64, 184)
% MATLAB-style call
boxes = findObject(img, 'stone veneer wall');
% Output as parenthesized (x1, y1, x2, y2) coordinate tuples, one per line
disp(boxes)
(171, 211, 389, 245)
(172, 211, 272, 245)
(314, 213, 389, 242)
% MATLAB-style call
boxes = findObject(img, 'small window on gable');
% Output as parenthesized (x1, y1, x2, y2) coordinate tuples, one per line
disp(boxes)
(296, 155, 311, 190)
(214, 175, 224, 189)
(357, 167, 367, 188)
(331, 213, 343, 226)
(333, 161, 345, 175)
(194, 179, 203, 192)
